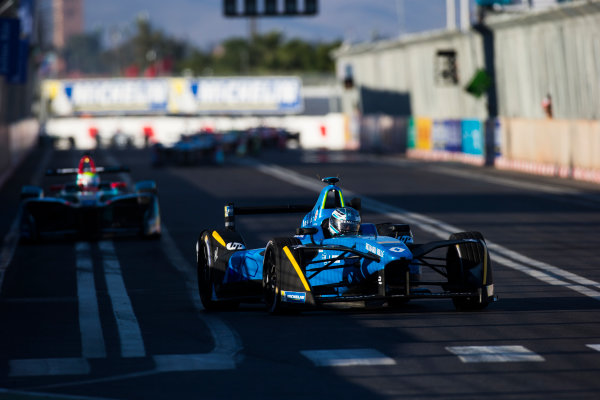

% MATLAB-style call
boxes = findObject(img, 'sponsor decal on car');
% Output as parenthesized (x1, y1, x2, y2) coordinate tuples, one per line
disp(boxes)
(389, 247, 406, 253)
(226, 242, 245, 250)
(282, 291, 306, 303)
(366, 243, 384, 257)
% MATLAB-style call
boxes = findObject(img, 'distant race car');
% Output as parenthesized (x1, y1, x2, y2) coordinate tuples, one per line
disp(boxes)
(19, 154, 161, 241)
(196, 177, 496, 313)
(151, 131, 224, 167)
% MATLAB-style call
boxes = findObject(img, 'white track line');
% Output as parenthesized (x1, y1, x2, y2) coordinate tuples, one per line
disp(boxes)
(301, 349, 396, 367)
(76, 242, 107, 359)
(256, 163, 600, 301)
(99, 240, 146, 358)
(156, 225, 241, 370)
(446, 345, 545, 363)
(103, 152, 241, 367)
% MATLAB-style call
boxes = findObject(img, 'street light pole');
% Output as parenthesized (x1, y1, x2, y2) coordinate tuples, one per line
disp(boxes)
(473, 8, 498, 167)
(447, 0, 457, 30)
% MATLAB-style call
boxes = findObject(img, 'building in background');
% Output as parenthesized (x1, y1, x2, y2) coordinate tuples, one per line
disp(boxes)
(52, 0, 83, 49)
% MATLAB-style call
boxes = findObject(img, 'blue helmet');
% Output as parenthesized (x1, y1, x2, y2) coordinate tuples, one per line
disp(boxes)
(329, 207, 361, 237)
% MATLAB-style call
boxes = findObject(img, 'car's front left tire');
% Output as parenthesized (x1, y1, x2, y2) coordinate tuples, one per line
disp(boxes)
(263, 237, 302, 314)
(197, 231, 238, 311)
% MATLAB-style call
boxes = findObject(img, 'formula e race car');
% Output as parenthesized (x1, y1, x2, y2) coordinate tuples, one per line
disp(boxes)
(151, 131, 224, 167)
(19, 155, 161, 241)
(196, 177, 496, 313)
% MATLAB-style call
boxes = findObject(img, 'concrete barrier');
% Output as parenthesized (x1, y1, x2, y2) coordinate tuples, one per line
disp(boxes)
(43, 114, 349, 151)
(0, 78, 8, 180)
(497, 117, 600, 183)
(0, 118, 39, 190)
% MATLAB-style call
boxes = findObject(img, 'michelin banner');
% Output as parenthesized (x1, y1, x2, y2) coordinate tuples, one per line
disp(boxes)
(43, 77, 303, 116)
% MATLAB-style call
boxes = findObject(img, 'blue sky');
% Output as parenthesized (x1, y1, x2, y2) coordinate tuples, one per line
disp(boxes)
(85, 1, 475, 48)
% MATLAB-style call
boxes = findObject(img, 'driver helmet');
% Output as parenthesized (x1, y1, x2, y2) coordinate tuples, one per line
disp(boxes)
(77, 171, 99, 187)
(329, 207, 361, 237)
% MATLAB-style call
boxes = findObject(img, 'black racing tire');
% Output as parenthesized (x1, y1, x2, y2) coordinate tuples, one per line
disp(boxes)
(197, 231, 238, 311)
(19, 211, 39, 245)
(263, 237, 302, 314)
(447, 231, 491, 311)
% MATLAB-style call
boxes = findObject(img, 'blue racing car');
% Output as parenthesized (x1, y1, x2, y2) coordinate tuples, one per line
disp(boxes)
(196, 177, 496, 313)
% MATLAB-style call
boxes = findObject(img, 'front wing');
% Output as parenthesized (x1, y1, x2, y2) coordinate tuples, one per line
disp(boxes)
(275, 239, 495, 308)
(20, 194, 160, 240)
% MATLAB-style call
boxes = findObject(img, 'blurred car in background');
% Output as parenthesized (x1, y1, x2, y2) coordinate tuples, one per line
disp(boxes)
(20, 154, 161, 241)
(151, 131, 224, 166)
(151, 126, 300, 166)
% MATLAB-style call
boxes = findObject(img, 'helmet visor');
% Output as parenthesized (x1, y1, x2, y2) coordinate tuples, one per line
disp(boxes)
(332, 219, 360, 235)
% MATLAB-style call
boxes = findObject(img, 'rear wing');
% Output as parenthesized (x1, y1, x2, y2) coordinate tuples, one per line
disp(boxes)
(46, 166, 130, 176)
(224, 203, 313, 230)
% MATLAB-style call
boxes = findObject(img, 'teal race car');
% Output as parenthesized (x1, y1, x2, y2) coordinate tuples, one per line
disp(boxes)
(196, 177, 496, 313)
(19, 155, 161, 241)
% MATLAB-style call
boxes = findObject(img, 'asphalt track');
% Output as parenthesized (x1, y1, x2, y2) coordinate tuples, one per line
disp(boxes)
(2, 145, 600, 400)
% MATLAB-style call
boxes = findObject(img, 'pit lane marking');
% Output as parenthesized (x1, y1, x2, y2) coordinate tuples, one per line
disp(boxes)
(99, 240, 146, 358)
(9, 230, 240, 381)
(76, 242, 106, 359)
(6, 152, 240, 381)
(446, 346, 545, 363)
(103, 152, 242, 369)
(156, 225, 242, 370)
(425, 166, 600, 208)
(301, 348, 396, 367)
(256, 163, 600, 302)
(586, 344, 600, 352)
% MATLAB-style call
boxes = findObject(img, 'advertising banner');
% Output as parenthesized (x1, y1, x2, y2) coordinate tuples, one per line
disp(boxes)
(0, 0, 33, 83)
(461, 119, 483, 156)
(0, 19, 20, 80)
(190, 76, 303, 114)
(445, 120, 462, 152)
(432, 120, 445, 151)
(416, 117, 433, 150)
(44, 79, 170, 115)
(494, 118, 501, 157)
(43, 76, 303, 116)
(407, 117, 416, 149)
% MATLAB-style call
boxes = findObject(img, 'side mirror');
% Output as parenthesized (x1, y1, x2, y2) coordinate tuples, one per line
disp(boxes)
(296, 227, 318, 236)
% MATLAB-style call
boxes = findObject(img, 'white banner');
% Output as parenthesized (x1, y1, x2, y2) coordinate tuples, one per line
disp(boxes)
(43, 76, 303, 116)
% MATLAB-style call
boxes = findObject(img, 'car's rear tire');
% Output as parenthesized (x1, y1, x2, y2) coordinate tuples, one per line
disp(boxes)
(263, 237, 302, 314)
(447, 231, 491, 311)
(197, 231, 238, 311)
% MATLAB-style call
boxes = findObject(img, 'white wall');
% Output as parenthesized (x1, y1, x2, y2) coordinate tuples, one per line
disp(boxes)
(44, 114, 349, 150)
